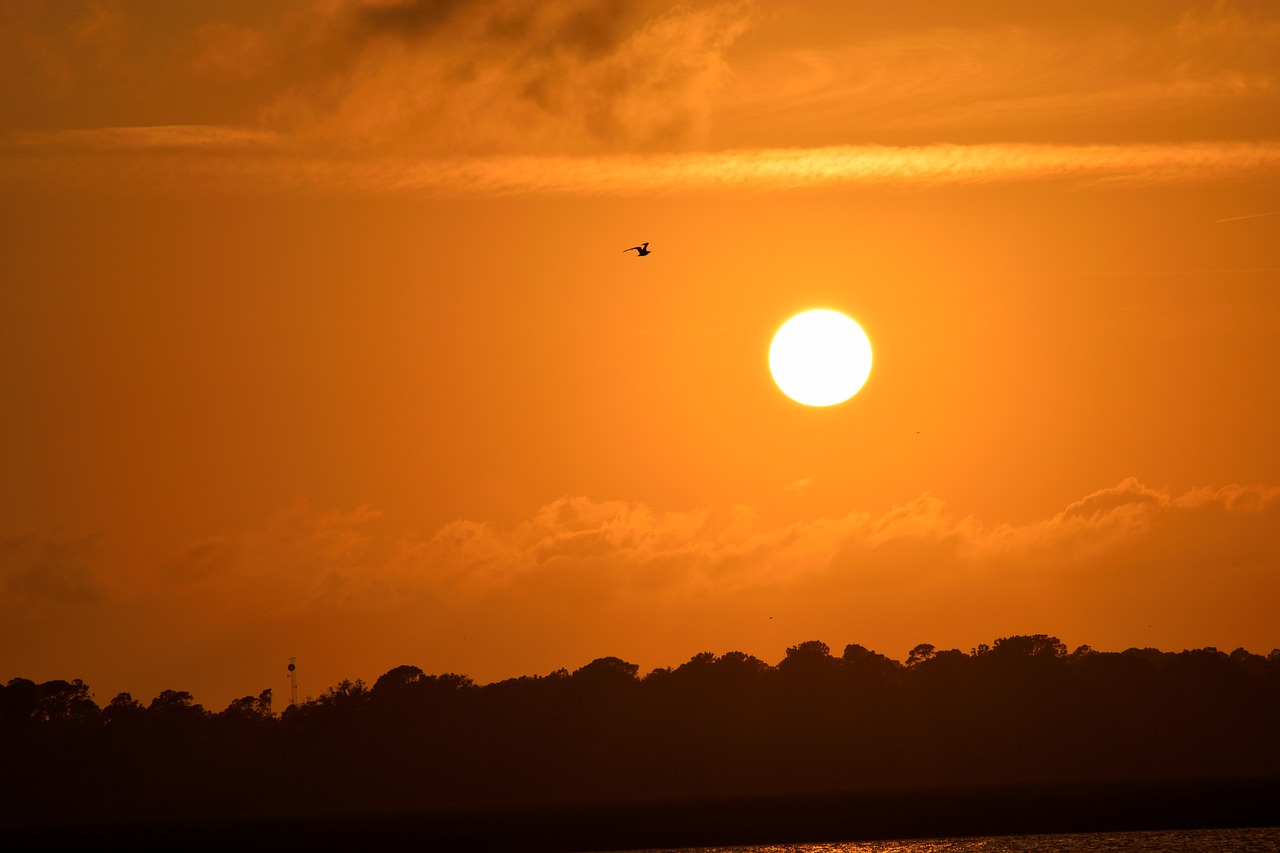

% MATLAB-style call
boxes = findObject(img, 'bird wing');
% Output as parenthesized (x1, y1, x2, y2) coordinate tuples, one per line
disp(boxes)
(624, 246, 641, 252)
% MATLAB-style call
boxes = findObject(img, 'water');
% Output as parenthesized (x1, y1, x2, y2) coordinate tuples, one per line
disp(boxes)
(623, 826, 1280, 853)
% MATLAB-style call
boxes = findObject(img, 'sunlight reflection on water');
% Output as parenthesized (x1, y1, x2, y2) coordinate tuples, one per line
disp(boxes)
(622, 826, 1280, 853)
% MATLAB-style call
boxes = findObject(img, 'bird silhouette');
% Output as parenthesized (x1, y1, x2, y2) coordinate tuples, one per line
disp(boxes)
(624, 242, 650, 256)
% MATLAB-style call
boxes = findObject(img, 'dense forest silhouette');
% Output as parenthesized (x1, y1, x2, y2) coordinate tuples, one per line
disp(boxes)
(4, 635, 1280, 846)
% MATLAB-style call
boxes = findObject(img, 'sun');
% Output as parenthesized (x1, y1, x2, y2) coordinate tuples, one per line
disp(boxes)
(769, 309, 873, 406)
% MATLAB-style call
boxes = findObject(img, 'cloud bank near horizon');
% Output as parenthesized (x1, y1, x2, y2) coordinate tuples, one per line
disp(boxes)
(6, 478, 1278, 663)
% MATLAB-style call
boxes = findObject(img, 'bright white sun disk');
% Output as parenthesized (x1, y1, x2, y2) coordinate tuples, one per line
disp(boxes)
(769, 309, 872, 406)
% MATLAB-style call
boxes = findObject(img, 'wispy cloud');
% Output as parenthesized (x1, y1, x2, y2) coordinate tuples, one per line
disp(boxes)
(4, 1, 1280, 197)
(5, 136, 1280, 196)
(785, 476, 815, 493)
(0, 0, 755, 153)
(396, 141, 1280, 195)
(0, 531, 107, 602)
(7, 1, 1280, 158)
(1216, 211, 1279, 223)
(717, 1, 1280, 147)
(3, 125, 283, 152)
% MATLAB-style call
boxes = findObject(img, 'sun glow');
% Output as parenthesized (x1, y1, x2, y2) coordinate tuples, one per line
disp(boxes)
(769, 309, 873, 406)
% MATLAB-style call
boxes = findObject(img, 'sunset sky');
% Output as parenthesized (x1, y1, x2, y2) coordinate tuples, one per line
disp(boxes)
(3, 0, 1279, 710)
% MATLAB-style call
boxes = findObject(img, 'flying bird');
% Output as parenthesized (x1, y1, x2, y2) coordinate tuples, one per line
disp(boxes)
(624, 242, 650, 256)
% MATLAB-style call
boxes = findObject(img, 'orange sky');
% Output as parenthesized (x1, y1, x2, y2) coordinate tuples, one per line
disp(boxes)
(3, 0, 1279, 710)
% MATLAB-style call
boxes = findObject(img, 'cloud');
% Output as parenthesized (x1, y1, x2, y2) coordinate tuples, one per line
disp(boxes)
(5, 136, 1279, 196)
(0, 1, 128, 124)
(6, 479, 1276, 698)
(4, 1, 1280, 197)
(157, 499, 409, 609)
(5, 1, 1280, 155)
(394, 498, 764, 604)
(349, 0, 473, 39)
(142, 478, 1279, 616)
(1216, 211, 1279, 223)
(785, 476, 814, 493)
(717, 1, 1280, 147)
(250, 0, 754, 155)
(161, 536, 238, 584)
(1, 0, 753, 153)
(975, 478, 1280, 575)
(4, 125, 282, 152)
(3, 482, 1277, 623)
(0, 531, 107, 602)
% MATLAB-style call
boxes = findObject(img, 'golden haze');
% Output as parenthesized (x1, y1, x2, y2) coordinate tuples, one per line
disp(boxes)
(1, 0, 1279, 708)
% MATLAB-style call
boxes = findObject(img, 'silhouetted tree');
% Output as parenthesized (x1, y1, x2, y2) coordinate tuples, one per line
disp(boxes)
(988, 633, 1068, 660)
(102, 692, 146, 729)
(842, 643, 901, 681)
(147, 689, 206, 722)
(0, 677, 38, 729)
(778, 640, 837, 674)
(31, 679, 98, 725)
(571, 656, 640, 687)
(371, 664, 426, 695)
(906, 643, 936, 667)
(221, 689, 272, 720)
(316, 678, 369, 711)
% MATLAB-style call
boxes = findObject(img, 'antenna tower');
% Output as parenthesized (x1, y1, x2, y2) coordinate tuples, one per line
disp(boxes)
(287, 657, 298, 707)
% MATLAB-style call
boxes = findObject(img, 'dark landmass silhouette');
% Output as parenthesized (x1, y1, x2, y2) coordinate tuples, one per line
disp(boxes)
(4, 635, 1279, 850)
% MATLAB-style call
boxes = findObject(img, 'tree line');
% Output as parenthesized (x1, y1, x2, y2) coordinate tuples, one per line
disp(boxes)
(3, 635, 1280, 828)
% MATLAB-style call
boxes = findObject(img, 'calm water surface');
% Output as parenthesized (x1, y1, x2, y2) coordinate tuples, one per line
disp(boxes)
(623, 827, 1280, 853)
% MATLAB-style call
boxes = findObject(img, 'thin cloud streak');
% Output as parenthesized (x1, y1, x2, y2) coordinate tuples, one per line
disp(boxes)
(3, 125, 283, 152)
(1216, 211, 1279, 223)
(424, 141, 1280, 195)
(4, 135, 1280, 196)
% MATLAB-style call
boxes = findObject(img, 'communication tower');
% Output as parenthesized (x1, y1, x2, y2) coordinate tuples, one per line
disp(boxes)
(287, 657, 298, 708)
